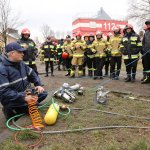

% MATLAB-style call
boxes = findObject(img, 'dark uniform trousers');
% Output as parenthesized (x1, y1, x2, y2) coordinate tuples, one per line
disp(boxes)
(110, 57, 122, 77)
(94, 57, 105, 77)
(124, 58, 138, 78)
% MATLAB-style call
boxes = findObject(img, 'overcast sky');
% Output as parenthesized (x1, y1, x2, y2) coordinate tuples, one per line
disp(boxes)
(12, 0, 128, 39)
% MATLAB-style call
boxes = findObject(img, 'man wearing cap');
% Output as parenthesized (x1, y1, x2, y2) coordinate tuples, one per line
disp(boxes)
(142, 20, 150, 84)
(0, 42, 47, 120)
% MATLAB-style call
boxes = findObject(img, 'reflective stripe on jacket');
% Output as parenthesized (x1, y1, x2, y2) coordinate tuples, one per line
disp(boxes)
(0, 56, 41, 106)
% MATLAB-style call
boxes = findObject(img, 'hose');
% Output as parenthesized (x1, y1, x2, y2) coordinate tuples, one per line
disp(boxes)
(27, 101, 44, 129)
(42, 126, 150, 134)
(51, 98, 71, 116)
(6, 99, 52, 131)
(87, 109, 150, 121)
(14, 128, 44, 149)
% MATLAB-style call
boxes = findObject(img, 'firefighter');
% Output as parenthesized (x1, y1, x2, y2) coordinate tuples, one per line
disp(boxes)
(41, 36, 56, 77)
(62, 35, 73, 76)
(104, 32, 112, 77)
(70, 32, 86, 78)
(17, 28, 38, 75)
(86, 33, 95, 77)
(120, 24, 142, 82)
(82, 33, 89, 76)
(91, 31, 108, 80)
(142, 20, 150, 84)
(56, 39, 64, 71)
(109, 26, 122, 80)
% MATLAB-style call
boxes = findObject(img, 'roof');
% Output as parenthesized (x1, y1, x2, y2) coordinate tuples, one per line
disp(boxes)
(94, 7, 111, 20)
(7, 32, 20, 39)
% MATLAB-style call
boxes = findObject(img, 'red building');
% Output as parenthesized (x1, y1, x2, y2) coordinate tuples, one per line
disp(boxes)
(72, 8, 128, 36)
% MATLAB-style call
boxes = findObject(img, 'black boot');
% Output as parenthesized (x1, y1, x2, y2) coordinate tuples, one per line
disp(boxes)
(114, 71, 120, 80)
(93, 76, 97, 80)
(83, 69, 86, 76)
(141, 75, 150, 84)
(131, 74, 136, 83)
(65, 71, 70, 76)
(125, 75, 131, 82)
(44, 73, 48, 77)
(88, 70, 92, 77)
(110, 73, 115, 79)
(51, 72, 54, 77)
(141, 73, 146, 81)
(58, 65, 61, 71)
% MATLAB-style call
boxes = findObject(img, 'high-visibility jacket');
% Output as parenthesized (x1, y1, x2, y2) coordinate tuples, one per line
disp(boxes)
(91, 39, 108, 58)
(17, 38, 38, 65)
(108, 35, 122, 57)
(62, 41, 73, 57)
(84, 41, 95, 58)
(56, 44, 63, 56)
(71, 40, 86, 57)
(41, 42, 56, 61)
(120, 32, 142, 59)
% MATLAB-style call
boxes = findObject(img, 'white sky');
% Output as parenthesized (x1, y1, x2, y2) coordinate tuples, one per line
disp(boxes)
(12, 0, 129, 39)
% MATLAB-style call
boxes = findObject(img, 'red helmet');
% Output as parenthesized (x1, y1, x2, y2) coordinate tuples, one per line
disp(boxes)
(96, 31, 102, 36)
(76, 32, 82, 37)
(62, 52, 69, 59)
(21, 28, 30, 35)
(125, 24, 133, 30)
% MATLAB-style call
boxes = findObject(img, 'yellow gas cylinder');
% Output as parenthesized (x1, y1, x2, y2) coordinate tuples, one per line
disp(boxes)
(44, 103, 60, 125)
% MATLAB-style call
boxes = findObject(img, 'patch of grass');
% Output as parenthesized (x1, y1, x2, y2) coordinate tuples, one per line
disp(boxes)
(16, 130, 41, 141)
(129, 140, 150, 150)
(0, 138, 28, 150)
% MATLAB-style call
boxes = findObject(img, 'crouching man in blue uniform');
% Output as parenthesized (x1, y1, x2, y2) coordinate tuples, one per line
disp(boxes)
(0, 42, 48, 120)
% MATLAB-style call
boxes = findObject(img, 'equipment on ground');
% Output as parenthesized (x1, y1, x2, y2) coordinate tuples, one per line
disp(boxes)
(94, 86, 109, 104)
(44, 103, 60, 125)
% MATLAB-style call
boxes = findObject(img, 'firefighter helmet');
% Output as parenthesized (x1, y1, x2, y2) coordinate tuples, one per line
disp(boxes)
(113, 26, 120, 32)
(96, 31, 102, 36)
(145, 20, 150, 25)
(47, 36, 51, 40)
(66, 35, 71, 39)
(21, 28, 30, 35)
(76, 32, 82, 37)
(83, 33, 89, 37)
(107, 32, 113, 37)
(89, 33, 95, 37)
(62, 52, 69, 59)
(125, 24, 133, 30)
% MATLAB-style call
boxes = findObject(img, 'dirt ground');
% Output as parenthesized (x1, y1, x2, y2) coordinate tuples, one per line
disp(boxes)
(0, 60, 150, 150)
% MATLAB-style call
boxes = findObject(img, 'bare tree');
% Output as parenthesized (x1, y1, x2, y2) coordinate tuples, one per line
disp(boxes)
(55, 30, 61, 39)
(0, 0, 23, 45)
(41, 24, 55, 40)
(127, 0, 150, 28)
